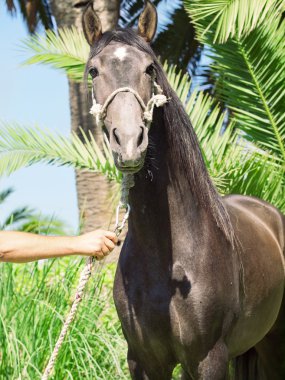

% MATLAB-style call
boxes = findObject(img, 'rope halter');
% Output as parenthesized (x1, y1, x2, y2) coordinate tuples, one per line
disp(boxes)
(90, 80, 168, 129)
(89, 79, 168, 220)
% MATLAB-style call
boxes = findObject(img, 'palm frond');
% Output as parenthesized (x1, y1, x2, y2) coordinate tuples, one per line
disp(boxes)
(6, 0, 53, 33)
(165, 63, 285, 212)
(0, 122, 121, 182)
(0, 187, 68, 233)
(154, 5, 199, 69)
(18, 215, 67, 235)
(219, 20, 285, 161)
(5, 0, 16, 13)
(0, 188, 14, 205)
(185, 3, 285, 164)
(120, 0, 162, 27)
(1, 207, 35, 230)
(184, 0, 284, 43)
(21, 27, 89, 81)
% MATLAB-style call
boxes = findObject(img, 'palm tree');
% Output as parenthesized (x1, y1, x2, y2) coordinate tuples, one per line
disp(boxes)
(4, 0, 53, 32)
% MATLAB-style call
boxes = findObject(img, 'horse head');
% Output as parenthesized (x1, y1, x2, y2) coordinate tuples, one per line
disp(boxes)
(83, 1, 165, 174)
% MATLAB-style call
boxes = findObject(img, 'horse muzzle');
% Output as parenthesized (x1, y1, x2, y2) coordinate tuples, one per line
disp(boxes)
(110, 126, 148, 173)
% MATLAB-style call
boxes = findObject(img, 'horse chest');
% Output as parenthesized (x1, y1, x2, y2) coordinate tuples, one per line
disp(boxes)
(114, 254, 237, 352)
(114, 259, 197, 342)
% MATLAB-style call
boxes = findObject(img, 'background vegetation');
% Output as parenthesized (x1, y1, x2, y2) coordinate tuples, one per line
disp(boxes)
(0, 0, 284, 378)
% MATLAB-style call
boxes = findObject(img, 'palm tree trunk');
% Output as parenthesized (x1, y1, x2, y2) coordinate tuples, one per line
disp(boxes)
(49, 0, 120, 233)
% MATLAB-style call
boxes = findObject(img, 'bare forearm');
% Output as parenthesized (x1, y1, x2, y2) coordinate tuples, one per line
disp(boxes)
(0, 231, 76, 263)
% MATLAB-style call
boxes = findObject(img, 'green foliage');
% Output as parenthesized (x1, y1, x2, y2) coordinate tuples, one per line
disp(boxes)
(5, 0, 53, 33)
(0, 122, 120, 182)
(184, 0, 285, 164)
(184, 0, 285, 213)
(213, 17, 285, 161)
(0, 188, 67, 234)
(153, 3, 199, 69)
(0, 260, 129, 379)
(166, 64, 285, 212)
(185, 0, 284, 43)
(22, 27, 89, 82)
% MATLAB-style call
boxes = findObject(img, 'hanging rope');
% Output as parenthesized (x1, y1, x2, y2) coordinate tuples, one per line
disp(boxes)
(41, 175, 133, 380)
(41, 256, 95, 380)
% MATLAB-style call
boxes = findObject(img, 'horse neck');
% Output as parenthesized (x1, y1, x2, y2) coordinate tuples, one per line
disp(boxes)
(128, 116, 201, 253)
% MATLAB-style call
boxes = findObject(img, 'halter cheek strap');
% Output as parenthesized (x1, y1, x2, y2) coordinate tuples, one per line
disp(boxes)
(90, 81, 168, 128)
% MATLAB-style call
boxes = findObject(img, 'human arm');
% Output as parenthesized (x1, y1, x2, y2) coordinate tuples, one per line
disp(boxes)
(0, 230, 118, 263)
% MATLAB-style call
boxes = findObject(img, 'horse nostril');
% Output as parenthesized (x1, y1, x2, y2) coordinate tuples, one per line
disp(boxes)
(113, 128, 121, 146)
(137, 127, 144, 147)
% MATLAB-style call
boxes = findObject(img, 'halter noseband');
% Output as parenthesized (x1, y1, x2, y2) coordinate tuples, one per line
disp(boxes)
(90, 80, 168, 128)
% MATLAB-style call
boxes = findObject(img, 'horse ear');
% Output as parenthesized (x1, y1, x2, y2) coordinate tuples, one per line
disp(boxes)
(82, 2, 102, 46)
(138, 0, 157, 42)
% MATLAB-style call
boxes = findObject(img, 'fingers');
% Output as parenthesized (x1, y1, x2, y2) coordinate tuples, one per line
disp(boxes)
(94, 248, 106, 261)
(101, 230, 118, 244)
(95, 240, 114, 260)
(95, 252, 104, 261)
(84, 229, 118, 260)
(104, 237, 116, 251)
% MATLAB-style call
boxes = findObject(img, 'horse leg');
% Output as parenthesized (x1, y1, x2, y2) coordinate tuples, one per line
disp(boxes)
(127, 348, 174, 380)
(181, 342, 229, 380)
(254, 295, 285, 380)
(233, 348, 266, 380)
(233, 295, 285, 380)
(196, 341, 229, 380)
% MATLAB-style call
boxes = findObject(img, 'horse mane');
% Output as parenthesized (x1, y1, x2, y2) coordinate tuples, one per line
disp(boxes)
(87, 28, 237, 250)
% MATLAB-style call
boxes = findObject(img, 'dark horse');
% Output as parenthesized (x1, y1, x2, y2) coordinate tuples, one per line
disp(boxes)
(82, 1, 285, 379)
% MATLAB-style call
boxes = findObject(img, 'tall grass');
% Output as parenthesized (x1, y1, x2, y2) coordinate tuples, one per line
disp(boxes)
(0, 259, 129, 380)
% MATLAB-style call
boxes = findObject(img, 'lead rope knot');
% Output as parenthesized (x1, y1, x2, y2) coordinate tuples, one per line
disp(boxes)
(143, 94, 168, 126)
(90, 89, 105, 128)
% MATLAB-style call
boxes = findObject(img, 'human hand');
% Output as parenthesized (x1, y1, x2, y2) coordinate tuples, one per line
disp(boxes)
(72, 230, 118, 260)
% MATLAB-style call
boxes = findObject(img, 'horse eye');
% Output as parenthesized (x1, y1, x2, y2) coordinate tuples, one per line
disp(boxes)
(89, 67, 99, 79)
(145, 64, 155, 76)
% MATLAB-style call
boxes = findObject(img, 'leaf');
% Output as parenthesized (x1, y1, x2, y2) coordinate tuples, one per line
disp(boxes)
(1, 207, 35, 229)
(217, 19, 285, 162)
(185, 1, 285, 164)
(154, 5, 199, 69)
(0, 122, 121, 183)
(6, 0, 53, 33)
(18, 214, 67, 235)
(0, 188, 14, 205)
(164, 63, 285, 212)
(184, 0, 284, 43)
(21, 27, 89, 81)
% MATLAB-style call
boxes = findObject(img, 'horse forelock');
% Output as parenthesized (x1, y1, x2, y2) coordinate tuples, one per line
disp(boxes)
(86, 28, 238, 251)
